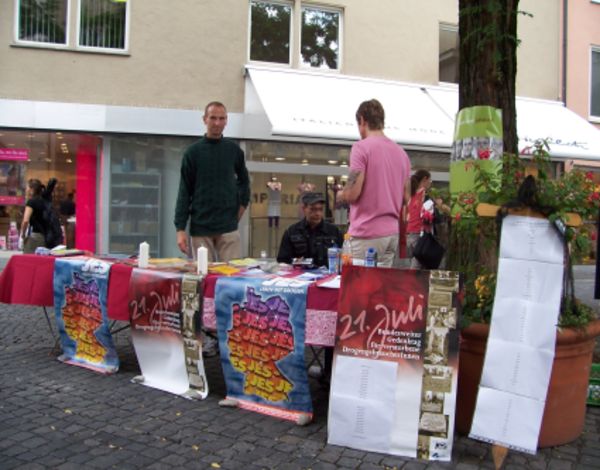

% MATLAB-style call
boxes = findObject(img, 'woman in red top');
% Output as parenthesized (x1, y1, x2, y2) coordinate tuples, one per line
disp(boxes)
(406, 170, 432, 268)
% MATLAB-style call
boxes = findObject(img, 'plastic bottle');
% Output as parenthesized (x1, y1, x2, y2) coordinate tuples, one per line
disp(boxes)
(365, 247, 378, 267)
(8, 221, 19, 251)
(341, 233, 353, 268)
(327, 246, 339, 274)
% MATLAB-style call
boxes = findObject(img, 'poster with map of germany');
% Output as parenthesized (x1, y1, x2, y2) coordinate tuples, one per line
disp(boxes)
(215, 276, 312, 423)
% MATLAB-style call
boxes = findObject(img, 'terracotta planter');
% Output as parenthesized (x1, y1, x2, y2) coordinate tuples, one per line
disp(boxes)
(456, 319, 600, 447)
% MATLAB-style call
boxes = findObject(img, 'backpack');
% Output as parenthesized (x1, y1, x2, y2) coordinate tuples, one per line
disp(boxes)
(42, 199, 63, 249)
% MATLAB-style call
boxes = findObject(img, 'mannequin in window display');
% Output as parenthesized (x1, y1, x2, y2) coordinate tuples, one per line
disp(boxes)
(266, 176, 282, 228)
(328, 178, 347, 225)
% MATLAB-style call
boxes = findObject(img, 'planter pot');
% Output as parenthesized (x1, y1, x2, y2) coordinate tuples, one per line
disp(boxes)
(456, 319, 600, 448)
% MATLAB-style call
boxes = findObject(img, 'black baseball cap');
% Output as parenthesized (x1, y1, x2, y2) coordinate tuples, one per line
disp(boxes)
(301, 192, 326, 205)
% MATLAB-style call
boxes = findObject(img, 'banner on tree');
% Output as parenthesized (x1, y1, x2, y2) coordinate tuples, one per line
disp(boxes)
(129, 269, 207, 399)
(215, 276, 312, 423)
(327, 266, 461, 461)
(450, 105, 503, 202)
(53, 258, 119, 373)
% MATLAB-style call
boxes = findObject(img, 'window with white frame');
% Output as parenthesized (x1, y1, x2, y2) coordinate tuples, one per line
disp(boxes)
(300, 6, 340, 70)
(16, 0, 129, 51)
(249, 1, 342, 70)
(439, 24, 459, 84)
(17, 0, 69, 45)
(249, 1, 292, 64)
(78, 0, 128, 50)
(592, 48, 600, 119)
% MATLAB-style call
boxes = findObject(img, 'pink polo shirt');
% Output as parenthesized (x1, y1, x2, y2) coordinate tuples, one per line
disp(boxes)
(348, 135, 411, 238)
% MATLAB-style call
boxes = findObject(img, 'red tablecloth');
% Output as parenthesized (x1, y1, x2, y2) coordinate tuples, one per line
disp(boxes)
(0, 255, 340, 345)
(0, 255, 133, 321)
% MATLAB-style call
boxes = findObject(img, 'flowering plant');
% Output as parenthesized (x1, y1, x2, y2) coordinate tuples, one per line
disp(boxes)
(448, 139, 600, 327)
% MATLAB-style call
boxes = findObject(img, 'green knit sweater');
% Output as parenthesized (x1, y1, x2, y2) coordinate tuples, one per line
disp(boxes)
(174, 136, 250, 236)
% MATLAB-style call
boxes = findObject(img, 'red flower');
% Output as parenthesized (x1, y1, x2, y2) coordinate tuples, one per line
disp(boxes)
(454, 213, 462, 221)
(478, 149, 491, 160)
(586, 172, 594, 181)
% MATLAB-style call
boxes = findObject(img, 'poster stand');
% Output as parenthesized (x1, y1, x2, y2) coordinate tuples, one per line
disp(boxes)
(475, 203, 580, 470)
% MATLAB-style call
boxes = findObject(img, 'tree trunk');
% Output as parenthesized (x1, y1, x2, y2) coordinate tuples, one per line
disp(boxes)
(458, 0, 519, 155)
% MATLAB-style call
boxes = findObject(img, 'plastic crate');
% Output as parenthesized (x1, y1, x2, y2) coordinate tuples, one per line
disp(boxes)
(588, 364, 600, 406)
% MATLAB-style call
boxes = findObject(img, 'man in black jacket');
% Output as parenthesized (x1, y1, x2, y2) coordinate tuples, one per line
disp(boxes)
(277, 192, 343, 267)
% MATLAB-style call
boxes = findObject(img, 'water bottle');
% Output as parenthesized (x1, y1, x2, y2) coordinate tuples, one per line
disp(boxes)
(8, 221, 19, 251)
(327, 246, 339, 274)
(365, 247, 378, 267)
(341, 233, 352, 269)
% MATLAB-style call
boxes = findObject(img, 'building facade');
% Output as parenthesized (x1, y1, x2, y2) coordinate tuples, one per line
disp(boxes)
(0, 0, 597, 257)
(563, 0, 600, 131)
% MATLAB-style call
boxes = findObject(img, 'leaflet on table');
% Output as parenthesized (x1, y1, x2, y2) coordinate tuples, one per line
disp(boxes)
(316, 274, 341, 289)
(215, 276, 313, 423)
(328, 267, 461, 461)
(128, 269, 208, 399)
(470, 215, 564, 454)
(53, 257, 119, 374)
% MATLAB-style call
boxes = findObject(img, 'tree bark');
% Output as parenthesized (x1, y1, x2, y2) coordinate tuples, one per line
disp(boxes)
(458, 0, 519, 155)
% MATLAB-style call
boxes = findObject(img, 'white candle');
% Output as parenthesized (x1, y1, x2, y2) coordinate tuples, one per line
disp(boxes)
(197, 246, 208, 275)
(138, 241, 149, 268)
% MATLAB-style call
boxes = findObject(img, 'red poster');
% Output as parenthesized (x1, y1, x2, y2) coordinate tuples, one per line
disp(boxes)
(329, 266, 461, 461)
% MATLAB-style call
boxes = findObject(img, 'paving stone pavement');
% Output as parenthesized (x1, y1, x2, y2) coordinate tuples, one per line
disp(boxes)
(0, 269, 599, 469)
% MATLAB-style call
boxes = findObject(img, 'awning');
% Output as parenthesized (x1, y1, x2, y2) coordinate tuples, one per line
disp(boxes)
(247, 66, 600, 161)
(246, 66, 454, 149)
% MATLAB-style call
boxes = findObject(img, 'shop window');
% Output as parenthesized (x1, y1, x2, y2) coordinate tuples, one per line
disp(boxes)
(16, 0, 69, 45)
(108, 136, 193, 258)
(592, 48, 600, 120)
(249, 1, 292, 64)
(439, 24, 459, 84)
(78, 0, 128, 50)
(300, 6, 340, 70)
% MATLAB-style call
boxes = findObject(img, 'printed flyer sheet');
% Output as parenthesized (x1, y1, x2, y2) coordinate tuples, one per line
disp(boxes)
(470, 215, 564, 453)
(215, 276, 312, 423)
(53, 257, 119, 373)
(328, 267, 461, 461)
(129, 269, 207, 399)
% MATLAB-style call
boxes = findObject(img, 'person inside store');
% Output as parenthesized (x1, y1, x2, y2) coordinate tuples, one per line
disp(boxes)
(277, 192, 343, 267)
(174, 101, 250, 263)
(20, 178, 56, 254)
(59, 192, 76, 218)
(336, 99, 411, 267)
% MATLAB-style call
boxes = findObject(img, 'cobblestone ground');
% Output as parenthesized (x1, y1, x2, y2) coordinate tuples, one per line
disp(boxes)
(1, 304, 599, 470)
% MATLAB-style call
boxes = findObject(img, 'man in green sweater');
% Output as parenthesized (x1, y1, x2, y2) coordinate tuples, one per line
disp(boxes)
(174, 101, 250, 262)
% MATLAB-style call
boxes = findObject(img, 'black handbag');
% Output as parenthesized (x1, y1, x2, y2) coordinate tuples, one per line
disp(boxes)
(413, 232, 445, 269)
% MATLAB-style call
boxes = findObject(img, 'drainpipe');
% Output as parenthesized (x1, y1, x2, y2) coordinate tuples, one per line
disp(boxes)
(562, 0, 568, 105)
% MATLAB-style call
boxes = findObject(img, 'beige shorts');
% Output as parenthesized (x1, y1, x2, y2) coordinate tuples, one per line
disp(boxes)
(349, 234, 399, 268)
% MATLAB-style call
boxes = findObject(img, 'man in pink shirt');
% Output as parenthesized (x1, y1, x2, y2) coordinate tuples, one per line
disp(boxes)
(336, 99, 411, 267)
